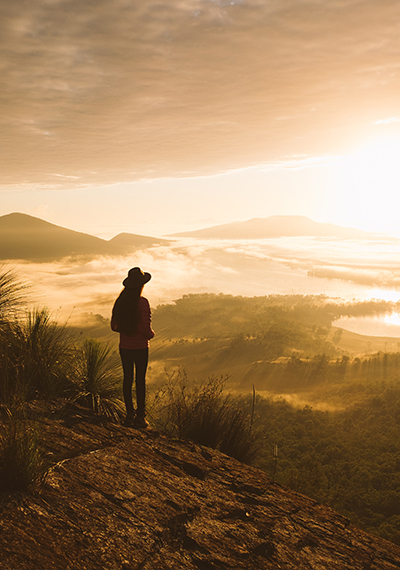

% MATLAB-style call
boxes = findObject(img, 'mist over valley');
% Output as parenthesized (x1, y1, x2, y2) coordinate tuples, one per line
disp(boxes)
(3, 212, 400, 341)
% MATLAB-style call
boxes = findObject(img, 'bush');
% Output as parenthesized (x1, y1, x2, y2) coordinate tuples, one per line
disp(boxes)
(150, 371, 264, 465)
(0, 267, 28, 323)
(0, 407, 43, 491)
(0, 322, 27, 405)
(69, 338, 124, 419)
(0, 269, 123, 419)
(218, 405, 261, 464)
(0, 309, 73, 403)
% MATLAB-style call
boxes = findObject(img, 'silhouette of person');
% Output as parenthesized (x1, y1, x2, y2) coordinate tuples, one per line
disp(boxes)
(111, 267, 155, 428)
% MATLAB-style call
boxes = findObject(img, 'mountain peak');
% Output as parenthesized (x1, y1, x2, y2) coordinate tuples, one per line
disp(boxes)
(0, 212, 60, 229)
(0, 212, 166, 261)
(170, 216, 373, 239)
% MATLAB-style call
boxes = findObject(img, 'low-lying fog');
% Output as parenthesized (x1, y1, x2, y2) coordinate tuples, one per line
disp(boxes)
(10, 236, 400, 337)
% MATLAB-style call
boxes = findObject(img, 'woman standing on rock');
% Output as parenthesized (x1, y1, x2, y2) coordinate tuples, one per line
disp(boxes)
(111, 267, 155, 428)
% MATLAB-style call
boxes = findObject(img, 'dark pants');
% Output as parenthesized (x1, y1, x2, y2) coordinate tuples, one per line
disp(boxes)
(119, 347, 149, 418)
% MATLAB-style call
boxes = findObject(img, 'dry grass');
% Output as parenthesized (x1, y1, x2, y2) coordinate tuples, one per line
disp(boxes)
(0, 406, 43, 491)
(69, 338, 124, 420)
(150, 371, 264, 465)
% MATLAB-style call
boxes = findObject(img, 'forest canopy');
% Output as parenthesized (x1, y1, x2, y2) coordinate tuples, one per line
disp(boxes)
(150, 293, 399, 388)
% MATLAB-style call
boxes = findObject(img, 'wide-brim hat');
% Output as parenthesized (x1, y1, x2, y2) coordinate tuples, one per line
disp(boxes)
(123, 267, 152, 288)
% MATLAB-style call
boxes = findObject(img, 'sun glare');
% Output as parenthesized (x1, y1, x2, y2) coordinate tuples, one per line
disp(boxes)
(369, 289, 400, 303)
(385, 313, 400, 327)
(332, 134, 400, 235)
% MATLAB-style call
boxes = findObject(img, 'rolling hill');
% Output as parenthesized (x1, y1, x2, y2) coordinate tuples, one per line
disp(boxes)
(170, 215, 380, 239)
(0, 213, 168, 261)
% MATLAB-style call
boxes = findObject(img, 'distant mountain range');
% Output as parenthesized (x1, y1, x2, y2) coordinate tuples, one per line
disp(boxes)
(0, 213, 387, 263)
(170, 215, 377, 239)
(0, 213, 169, 262)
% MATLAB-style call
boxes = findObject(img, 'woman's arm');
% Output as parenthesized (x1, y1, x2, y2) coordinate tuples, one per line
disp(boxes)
(111, 314, 118, 332)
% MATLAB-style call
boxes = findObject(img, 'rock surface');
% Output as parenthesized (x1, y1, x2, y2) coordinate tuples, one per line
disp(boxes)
(1, 402, 400, 570)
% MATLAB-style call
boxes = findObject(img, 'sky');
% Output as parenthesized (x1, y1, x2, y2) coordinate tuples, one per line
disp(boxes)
(2, 0, 400, 237)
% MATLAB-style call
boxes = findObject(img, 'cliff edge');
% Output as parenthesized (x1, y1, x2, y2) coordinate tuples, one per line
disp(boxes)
(1, 402, 400, 570)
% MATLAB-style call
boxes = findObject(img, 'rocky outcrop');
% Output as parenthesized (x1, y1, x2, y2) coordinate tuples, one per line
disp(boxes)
(1, 402, 400, 569)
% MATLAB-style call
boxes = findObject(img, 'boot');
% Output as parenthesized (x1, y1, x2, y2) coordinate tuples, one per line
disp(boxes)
(133, 414, 148, 429)
(123, 414, 135, 427)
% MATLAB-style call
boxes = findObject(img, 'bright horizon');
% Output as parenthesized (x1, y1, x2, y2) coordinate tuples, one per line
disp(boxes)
(2, 135, 400, 241)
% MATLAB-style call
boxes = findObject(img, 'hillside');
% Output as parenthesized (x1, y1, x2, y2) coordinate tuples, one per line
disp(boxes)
(170, 215, 378, 239)
(108, 232, 168, 250)
(74, 294, 400, 401)
(0, 213, 168, 261)
(1, 401, 400, 570)
(147, 293, 397, 385)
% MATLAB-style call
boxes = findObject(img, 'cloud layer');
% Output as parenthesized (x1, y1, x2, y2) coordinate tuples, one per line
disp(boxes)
(2, 0, 400, 186)
(10, 235, 400, 327)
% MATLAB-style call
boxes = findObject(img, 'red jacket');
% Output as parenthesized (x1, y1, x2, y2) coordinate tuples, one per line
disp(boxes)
(111, 296, 155, 349)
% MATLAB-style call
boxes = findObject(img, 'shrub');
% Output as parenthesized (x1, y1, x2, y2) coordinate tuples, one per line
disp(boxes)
(0, 309, 73, 403)
(218, 405, 262, 464)
(150, 371, 264, 465)
(0, 322, 27, 405)
(0, 267, 28, 323)
(0, 407, 43, 491)
(69, 338, 124, 419)
(0, 268, 32, 404)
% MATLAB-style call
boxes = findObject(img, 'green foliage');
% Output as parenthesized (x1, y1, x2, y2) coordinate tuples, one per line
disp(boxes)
(21, 309, 72, 399)
(249, 353, 349, 394)
(69, 338, 124, 419)
(0, 267, 28, 323)
(0, 270, 123, 417)
(153, 293, 339, 341)
(151, 294, 346, 388)
(150, 371, 264, 465)
(257, 389, 400, 546)
(153, 293, 397, 342)
(218, 403, 261, 464)
(0, 323, 26, 405)
(0, 407, 43, 491)
(0, 308, 72, 403)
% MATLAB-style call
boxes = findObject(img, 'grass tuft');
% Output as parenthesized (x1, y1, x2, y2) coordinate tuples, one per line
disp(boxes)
(0, 308, 73, 403)
(150, 370, 264, 465)
(0, 407, 43, 492)
(0, 266, 28, 323)
(70, 338, 124, 419)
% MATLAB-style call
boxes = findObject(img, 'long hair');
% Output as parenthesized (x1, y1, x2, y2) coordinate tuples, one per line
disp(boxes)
(112, 286, 143, 335)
